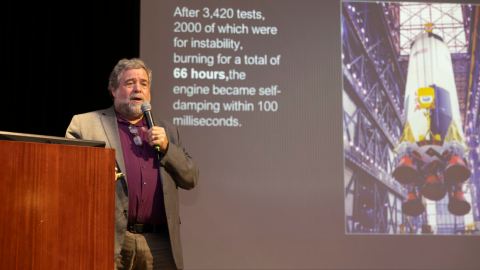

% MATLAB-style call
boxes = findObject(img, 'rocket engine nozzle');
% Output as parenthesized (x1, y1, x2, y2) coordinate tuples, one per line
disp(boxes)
(444, 155, 471, 184)
(393, 156, 418, 185)
(402, 187, 425, 217)
(448, 184, 471, 216)
(422, 173, 446, 201)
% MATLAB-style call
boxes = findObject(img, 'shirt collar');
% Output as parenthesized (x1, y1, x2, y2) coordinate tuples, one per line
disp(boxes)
(115, 110, 146, 127)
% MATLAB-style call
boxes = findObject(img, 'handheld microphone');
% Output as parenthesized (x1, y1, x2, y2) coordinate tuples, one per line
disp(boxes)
(141, 102, 160, 151)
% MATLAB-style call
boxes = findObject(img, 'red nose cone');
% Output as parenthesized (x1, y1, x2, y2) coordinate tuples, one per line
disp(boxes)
(393, 156, 418, 185)
(448, 188, 471, 216)
(422, 174, 446, 201)
(445, 155, 471, 184)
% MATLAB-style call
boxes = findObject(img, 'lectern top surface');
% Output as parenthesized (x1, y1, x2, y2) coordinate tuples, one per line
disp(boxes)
(0, 131, 106, 148)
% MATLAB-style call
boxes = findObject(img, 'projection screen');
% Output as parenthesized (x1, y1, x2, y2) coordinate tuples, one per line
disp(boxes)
(141, 0, 480, 268)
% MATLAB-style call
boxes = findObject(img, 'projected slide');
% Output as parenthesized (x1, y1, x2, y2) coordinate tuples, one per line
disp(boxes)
(343, 1, 480, 235)
(141, 0, 480, 269)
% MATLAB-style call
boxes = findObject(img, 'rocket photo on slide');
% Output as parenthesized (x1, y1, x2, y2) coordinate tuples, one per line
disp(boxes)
(343, 2, 480, 235)
(393, 25, 471, 217)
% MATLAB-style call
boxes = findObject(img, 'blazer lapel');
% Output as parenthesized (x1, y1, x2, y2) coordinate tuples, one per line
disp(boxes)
(100, 106, 127, 183)
(156, 117, 167, 187)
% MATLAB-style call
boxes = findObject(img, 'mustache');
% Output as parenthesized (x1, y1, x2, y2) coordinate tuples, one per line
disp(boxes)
(129, 94, 146, 102)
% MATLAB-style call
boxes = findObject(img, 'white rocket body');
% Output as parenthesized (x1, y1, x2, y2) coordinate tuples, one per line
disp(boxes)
(396, 32, 467, 165)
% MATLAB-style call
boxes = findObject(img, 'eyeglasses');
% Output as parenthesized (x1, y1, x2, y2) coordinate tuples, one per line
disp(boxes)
(129, 125, 143, 146)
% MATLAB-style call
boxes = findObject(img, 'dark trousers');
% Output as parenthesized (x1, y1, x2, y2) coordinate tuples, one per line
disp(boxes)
(114, 229, 177, 270)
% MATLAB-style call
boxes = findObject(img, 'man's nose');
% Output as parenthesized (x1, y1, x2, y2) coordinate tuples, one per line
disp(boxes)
(133, 82, 141, 92)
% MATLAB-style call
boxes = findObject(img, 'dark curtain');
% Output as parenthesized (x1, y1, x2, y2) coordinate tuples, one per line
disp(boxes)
(1, 0, 140, 137)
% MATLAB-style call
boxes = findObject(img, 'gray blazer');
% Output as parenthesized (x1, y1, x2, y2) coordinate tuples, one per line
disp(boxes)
(66, 106, 199, 269)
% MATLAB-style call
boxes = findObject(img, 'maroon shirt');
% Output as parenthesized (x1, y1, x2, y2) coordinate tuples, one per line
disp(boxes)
(115, 110, 167, 224)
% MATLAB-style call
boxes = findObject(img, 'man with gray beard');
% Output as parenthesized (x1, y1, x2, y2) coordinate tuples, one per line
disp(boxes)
(66, 58, 199, 270)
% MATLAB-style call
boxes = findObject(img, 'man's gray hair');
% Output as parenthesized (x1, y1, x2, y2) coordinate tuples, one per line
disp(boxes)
(108, 58, 153, 99)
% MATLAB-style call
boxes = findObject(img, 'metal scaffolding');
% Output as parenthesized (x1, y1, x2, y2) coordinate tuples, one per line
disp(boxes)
(398, 3, 468, 55)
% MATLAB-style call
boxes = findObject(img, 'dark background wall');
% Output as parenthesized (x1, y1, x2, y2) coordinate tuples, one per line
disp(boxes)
(1, 1, 140, 137)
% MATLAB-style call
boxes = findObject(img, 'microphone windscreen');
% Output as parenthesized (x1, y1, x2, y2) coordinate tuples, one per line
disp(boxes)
(141, 102, 152, 112)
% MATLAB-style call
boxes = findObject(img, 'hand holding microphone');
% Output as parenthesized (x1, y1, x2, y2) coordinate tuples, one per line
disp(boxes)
(141, 102, 168, 153)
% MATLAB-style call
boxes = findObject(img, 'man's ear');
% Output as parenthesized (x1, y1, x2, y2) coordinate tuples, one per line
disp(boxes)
(111, 86, 116, 98)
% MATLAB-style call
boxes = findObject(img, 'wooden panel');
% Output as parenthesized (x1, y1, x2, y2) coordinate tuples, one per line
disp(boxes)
(0, 140, 115, 270)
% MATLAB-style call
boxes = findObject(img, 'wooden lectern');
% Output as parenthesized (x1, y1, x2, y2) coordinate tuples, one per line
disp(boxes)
(0, 140, 116, 269)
